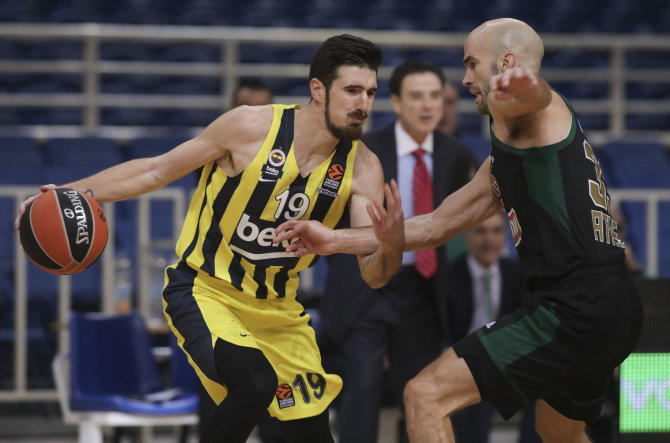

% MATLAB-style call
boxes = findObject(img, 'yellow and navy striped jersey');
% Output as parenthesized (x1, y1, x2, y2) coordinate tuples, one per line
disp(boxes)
(175, 104, 357, 299)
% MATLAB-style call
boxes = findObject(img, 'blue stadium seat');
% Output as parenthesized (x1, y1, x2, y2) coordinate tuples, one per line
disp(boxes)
(125, 136, 197, 190)
(111, 5, 174, 24)
(420, 0, 486, 32)
(626, 51, 670, 68)
(70, 261, 103, 312)
(0, 138, 45, 184)
(152, 77, 220, 96)
(99, 43, 154, 61)
(44, 165, 105, 187)
(18, 74, 82, 94)
(160, 44, 221, 63)
(0, 137, 41, 166)
(0, 166, 45, 185)
(626, 115, 670, 131)
(67, 311, 198, 412)
(165, 109, 221, 128)
(576, 114, 609, 132)
(237, 2, 297, 28)
(0, 3, 43, 22)
(44, 137, 123, 169)
(175, 0, 238, 25)
(0, 198, 16, 264)
(27, 109, 83, 126)
(44, 0, 108, 23)
(659, 203, 670, 277)
(626, 83, 670, 100)
(417, 49, 466, 68)
(598, 140, 670, 188)
(100, 108, 159, 126)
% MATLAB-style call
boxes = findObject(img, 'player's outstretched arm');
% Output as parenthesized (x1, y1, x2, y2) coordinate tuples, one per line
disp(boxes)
(14, 106, 271, 230)
(275, 158, 502, 257)
(403, 157, 502, 250)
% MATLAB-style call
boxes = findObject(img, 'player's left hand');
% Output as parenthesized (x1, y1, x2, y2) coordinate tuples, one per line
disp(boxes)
(367, 179, 404, 254)
(490, 67, 538, 101)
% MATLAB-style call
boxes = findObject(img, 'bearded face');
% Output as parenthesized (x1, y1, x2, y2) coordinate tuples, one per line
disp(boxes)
(325, 88, 367, 141)
(475, 63, 500, 115)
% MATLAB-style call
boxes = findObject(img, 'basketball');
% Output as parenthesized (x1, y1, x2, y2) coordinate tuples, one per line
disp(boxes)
(19, 188, 108, 275)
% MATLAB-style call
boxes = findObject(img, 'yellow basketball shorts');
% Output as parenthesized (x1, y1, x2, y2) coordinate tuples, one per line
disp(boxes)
(162, 262, 342, 421)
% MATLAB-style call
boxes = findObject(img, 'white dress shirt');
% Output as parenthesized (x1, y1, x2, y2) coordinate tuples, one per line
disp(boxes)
(466, 254, 501, 334)
(395, 121, 434, 266)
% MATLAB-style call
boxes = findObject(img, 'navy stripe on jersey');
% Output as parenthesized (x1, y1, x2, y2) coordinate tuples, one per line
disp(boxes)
(201, 174, 241, 276)
(182, 166, 217, 261)
(311, 140, 352, 222)
(274, 268, 290, 299)
(164, 263, 220, 383)
(253, 265, 269, 299)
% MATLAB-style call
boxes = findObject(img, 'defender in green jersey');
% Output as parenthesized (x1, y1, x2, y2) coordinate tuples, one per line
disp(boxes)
(275, 18, 643, 443)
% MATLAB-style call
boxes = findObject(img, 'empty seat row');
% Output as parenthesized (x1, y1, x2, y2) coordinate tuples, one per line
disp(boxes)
(0, 0, 668, 32)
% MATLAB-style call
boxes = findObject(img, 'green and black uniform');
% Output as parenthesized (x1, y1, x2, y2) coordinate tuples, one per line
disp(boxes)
(453, 93, 643, 423)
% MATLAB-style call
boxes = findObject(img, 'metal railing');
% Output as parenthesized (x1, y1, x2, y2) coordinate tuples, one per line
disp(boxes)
(1, 185, 669, 402)
(0, 24, 670, 143)
(0, 185, 185, 402)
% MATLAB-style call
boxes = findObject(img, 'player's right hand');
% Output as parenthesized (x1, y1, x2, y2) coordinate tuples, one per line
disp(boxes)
(274, 219, 336, 257)
(14, 184, 57, 230)
(489, 66, 538, 101)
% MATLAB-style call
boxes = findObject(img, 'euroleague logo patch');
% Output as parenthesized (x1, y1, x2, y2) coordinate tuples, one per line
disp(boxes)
(327, 163, 344, 180)
(275, 384, 296, 409)
(268, 149, 286, 167)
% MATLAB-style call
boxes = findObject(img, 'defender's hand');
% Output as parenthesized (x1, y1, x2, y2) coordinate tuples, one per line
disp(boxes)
(367, 180, 404, 254)
(490, 67, 538, 101)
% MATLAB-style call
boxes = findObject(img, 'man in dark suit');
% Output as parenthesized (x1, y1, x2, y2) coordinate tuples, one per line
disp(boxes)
(319, 60, 476, 443)
(446, 211, 536, 443)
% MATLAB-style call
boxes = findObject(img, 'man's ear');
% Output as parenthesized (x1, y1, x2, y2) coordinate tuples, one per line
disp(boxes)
(310, 78, 325, 103)
(390, 93, 401, 115)
(500, 52, 516, 71)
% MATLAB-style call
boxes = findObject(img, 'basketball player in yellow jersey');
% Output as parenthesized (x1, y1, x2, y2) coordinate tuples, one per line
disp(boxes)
(15, 34, 405, 442)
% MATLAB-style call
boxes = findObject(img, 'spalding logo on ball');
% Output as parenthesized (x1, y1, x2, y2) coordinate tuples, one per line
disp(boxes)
(19, 188, 108, 275)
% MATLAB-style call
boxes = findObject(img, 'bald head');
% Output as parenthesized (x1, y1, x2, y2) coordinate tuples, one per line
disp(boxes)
(468, 18, 544, 73)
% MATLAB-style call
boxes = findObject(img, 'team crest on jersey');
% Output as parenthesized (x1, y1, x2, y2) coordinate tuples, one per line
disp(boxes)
(490, 174, 502, 201)
(260, 149, 287, 181)
(269, 149, 286, 167)
(508, 208, 522, 247)
(275, 384, 296, 409)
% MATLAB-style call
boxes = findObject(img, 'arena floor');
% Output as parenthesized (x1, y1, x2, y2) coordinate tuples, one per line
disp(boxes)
(0, 408, 521, 443)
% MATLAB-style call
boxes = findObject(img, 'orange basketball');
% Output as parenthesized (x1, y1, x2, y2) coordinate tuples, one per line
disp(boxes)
(19, 188, 108, 275)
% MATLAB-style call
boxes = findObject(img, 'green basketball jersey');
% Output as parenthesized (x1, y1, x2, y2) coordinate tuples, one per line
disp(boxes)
(489, 93, 625, 284)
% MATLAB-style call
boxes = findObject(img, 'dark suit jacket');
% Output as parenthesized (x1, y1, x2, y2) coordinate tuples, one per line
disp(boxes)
(320, 123, 476, 341)
(445, 254, 525, 344)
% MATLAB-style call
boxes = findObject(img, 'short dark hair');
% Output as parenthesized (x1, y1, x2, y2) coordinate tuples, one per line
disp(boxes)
(309, 34, 382, 92)
(389, 59, 445, 96)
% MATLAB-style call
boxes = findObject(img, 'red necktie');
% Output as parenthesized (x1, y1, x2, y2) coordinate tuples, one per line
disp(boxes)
(412, 148, 437, 279)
